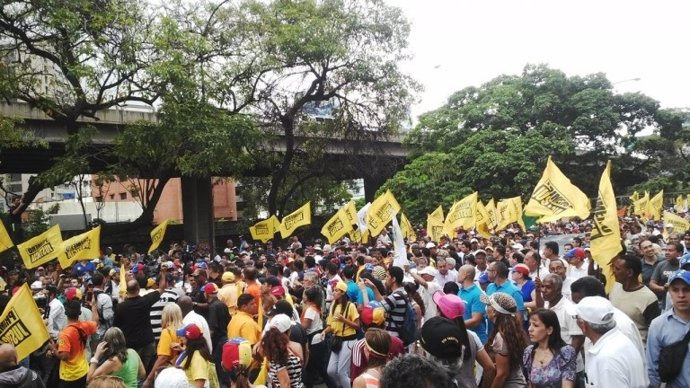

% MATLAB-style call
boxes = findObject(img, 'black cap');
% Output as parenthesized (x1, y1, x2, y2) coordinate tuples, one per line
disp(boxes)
(419, 317, 464, 359)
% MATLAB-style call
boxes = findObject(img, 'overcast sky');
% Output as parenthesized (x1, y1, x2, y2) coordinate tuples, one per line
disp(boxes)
(386, 0, 689, 120)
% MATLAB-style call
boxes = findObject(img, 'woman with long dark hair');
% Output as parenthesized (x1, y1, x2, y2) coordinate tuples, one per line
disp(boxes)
(175, 324, 218, 388)
(301, 286, 335, 388)
(262, 327, 305, 388)
(481, 292, 528, 388)
(432, 292, 494, 388)
(522, 309, 576, 388)
(86, 327, 145, 388)
(324, 281, 360, 388)
(352, 328, 390, 388)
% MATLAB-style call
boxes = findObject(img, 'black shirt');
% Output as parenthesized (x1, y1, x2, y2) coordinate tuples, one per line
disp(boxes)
(114, 291, 160, 348)
(207, 297, 231, 345)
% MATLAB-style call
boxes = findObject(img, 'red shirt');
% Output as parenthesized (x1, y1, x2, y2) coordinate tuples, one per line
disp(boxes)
(350, 335, 404, 381)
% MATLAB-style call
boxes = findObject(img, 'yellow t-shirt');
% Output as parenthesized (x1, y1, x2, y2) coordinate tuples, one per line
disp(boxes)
(227, 311, 261, 345)
(157, 327, 180, 360)
(327, 302, 359, 337)
(57, 321, 97, 381)
(182, 351, 209, 385)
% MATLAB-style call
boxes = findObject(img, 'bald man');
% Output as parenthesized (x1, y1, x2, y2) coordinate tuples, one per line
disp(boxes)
(178, 296, 212, 352)
(0, 344, 46, 387)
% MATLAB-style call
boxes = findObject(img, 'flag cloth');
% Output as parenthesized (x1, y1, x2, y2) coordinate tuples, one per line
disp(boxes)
(119, 264, 127, 299)
(148, 219, 171, 253)
(391, 214, 410, 269)
(343, 201, 358, 228)
(647, 190, 664, 221)
(366, 191, 401, 236)
(427, 206, 445, 242)
(428, 206, 444, 221)
(0, 221, 13, 254)
(511, 197, 526, 231)
(250, 216, 280, 243)
(357, 203, 371, 235)
(475, 201, 491, 238)
(663, 211, 689, 233)
(17, 224, 65, 269)
(321, 207, 352, 244)
(443, 192, 478, 236)
(629, 191, 640, 203)
(496, 196, 523, 230)
(589, 161, 621, 294)
(400, 213, 416, 241)
(634, 192, 649, 217)
(675, 195, 684, 213)
(0, 284, 50, 361)
(524, 156, 591, 223)
(59, 226, 101, 268)
(485, 199, 498, 229)
(279, 202, 311, 238)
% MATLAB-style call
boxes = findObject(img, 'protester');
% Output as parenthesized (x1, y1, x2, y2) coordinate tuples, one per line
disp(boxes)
(522, 309, 576, 388)
(300, 286, 334, 388)
(324, 281, 359, 388)
(352, 328, 390, 388)
(227, 294, 261, 345)
(0, 343, 45, 388)
(176, 323, 218, 388)
(86, 327, 145, 388)
(55, 299, 99, 388)
(379, 354, 456, 388)
(143, 303, 183, 388)
(262, 323, 305, 388)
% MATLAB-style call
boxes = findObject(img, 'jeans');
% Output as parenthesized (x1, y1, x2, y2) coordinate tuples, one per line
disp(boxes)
(327, 339, 355, 388)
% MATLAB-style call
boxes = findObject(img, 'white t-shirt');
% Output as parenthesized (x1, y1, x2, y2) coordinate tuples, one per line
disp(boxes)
(303, 306, 324, 344)
(419, 281, 442, 322)
(586, 328, 647, 388)
(182, 311, 213, 352)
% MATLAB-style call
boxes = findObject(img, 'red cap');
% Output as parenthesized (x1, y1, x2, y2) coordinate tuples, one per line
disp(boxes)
(270, 286, 285, 297)
(65, 287, 82, 301)
(176, 324, 203, 340)
(203, 283, 219, 294)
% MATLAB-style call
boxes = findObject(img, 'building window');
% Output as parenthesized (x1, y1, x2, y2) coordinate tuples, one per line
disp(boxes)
(109, 194, 115, 200)
(95, 196, 103, 202)
(119, 192, 127, 200)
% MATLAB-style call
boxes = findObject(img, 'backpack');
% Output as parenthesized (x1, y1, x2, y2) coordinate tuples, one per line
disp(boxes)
(93, 291, 114, 330)
(394, 291, 417, 346)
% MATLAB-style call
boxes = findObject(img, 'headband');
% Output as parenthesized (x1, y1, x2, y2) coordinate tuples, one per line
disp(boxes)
(489, 295, 515, 316)
(365, 339, 387, 358)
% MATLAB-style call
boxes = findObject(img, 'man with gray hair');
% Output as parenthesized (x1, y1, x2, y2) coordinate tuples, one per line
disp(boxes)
(0, 343, 45, 388)
(573, 296, 646, 387)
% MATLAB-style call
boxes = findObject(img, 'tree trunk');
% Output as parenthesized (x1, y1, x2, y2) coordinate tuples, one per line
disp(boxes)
(267, 117, 295, 217)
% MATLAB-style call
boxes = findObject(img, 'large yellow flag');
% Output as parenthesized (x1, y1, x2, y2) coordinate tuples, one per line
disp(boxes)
(427, 206, 444, 242)
(629, 191, 640, 203)
(0, 284, 50, 361)
(443, 192, 478, 236)
(428, 206, 444, 221)
(634, 192, 649, 217)
(250, 215, 280, 243)
(321, 207, 352, 244)
(343, 201, 358, 228)
(279, 202, 312, 238)
(400, 213, 417, 241)
(475, 201, 491, 238)
(647, 190, 664, 220)
(496, 196, 522, 230)
(366, 191, 401, 236)
(663, 211, 689, 233)
(590, 161, 621, 294)
(148, 219, 171, 253)
(17, 224, 65, 269)
(59, 226, 101, 268)
(524, 157, 591, 223)
(675, 195, 684, 213)
(485, 199, 498, 229)
(119, 264, 127, 299)
(0, 221, 13, 254)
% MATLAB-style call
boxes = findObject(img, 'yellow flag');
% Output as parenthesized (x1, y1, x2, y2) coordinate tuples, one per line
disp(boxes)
(524, 157, 591, 223)
(485, 199, 498, 229)
(629, 191, 640, 203)
(148, 219, 171, 253)
(321, 207, 352, 244)
(0, 221, 13, 254)
(634, 192, 649, 217)
(250, 216, 280, 243)
(427, 206, 444, 242)
(279, 202, 312, 238)
(663, 211, 689, 233)
(496, 196, 522, 230)
(647, 190, 664, 221)
(443, 192, 478, 236)
(428, 206, 444, 221)
(675, 195, 684, 213)
(590, 161, 621, 294)
(119, 264, 126, 299)
(475, 201, 491, 238)
(400, 213, 417, 241)
(59, 226, 101, 268)
(366, 191, 401, 236)
(17, 224, 65, 269)
(0, 284, 50, 361)
(344, 200, 358, 228)
(513, 197, 527, 231)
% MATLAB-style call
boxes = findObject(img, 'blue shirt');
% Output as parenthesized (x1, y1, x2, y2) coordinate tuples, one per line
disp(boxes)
(459, 283, 488, 344)
(487, 280, 526, 312)
(646, 308, 690, 387)
(346, 280, 374, 305)
(519, 279, 535, 303)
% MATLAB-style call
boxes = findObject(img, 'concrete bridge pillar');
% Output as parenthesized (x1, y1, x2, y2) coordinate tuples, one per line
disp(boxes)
(363, 175, 388, 202)
(181, 176, 215, 252)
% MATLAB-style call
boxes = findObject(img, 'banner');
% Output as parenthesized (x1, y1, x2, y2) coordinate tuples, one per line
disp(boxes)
(59, 226, 101, 268)
(321, 207, 352, 244)
(524, 156, 591, 223)
(366, 191, 401, 237)
(279, 202, 312, 238)
(0, 284, 50, 361)
(17, 224, 65, 269)
(443, 192, 478, 236)
(647, 190, 664, 221)
(400, 213, 417, 241)
(590, 161, 621, 294)
(250, 215, 280, 243)
(148, 219, 171, 253)
(663, 211, 689, 233)
(485, 199, 498, 229)
(0, 221, 12, 254)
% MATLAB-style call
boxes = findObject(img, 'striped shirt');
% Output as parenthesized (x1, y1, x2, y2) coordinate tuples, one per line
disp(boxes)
(150, 289, 179, 341)
(382, 287, 408, 337)
(269, 353, 305, 388)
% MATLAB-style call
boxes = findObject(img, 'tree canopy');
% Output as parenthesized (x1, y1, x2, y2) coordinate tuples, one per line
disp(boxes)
(386, 65, 686, 223)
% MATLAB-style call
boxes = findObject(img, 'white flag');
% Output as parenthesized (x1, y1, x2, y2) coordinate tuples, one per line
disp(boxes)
(391, 213, 409, 269)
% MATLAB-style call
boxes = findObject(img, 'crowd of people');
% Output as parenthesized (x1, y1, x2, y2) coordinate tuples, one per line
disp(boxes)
(0, 215, 688, 388)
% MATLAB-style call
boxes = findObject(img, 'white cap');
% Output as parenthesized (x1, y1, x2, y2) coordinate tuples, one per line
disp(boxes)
(323, 244, 332, 253)
(425, 242, 436, 248)
(511, 243, 524, 250)
(223, 248, 232, 253)
(568, 296, 615, 325)
(270, 314, 292, 333)
(30, 280, 43, 290)
(470, 238, 478, 243)
(417, 267, 438, 278)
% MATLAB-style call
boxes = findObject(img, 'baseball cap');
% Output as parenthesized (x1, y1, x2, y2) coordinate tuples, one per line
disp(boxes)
(65, 287, 82, 301)
(203, 283, 219, 294)
(196, 262, 209, 270)
(511, 243, 524, 250)
(474, 249, 487, 256)
(419, 317, 464, 359)
(334, 281, 347, 293)
(222, 338, 252, 371)
(425, 242, 436, 249)
(360, 303, 386, 326)
(569, 296, 615, 325)
(478, 272, 490, 284)
(669, 269, 690, 286)
(176, 323, 203, 340)
(511, 263, 530, 277)
(417, 267, 438, 278)
(269, 314, 292, 333)
(680, 254, 690, 269)
(564, 248, 586, 260)
(432, 291, 465, 319)
(222, 272, 236, 282)
(30, 280, 43, 291)
(470, 238, 479, 243)
(270, 285, 285, 297)
(131, 263, 144, 273)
